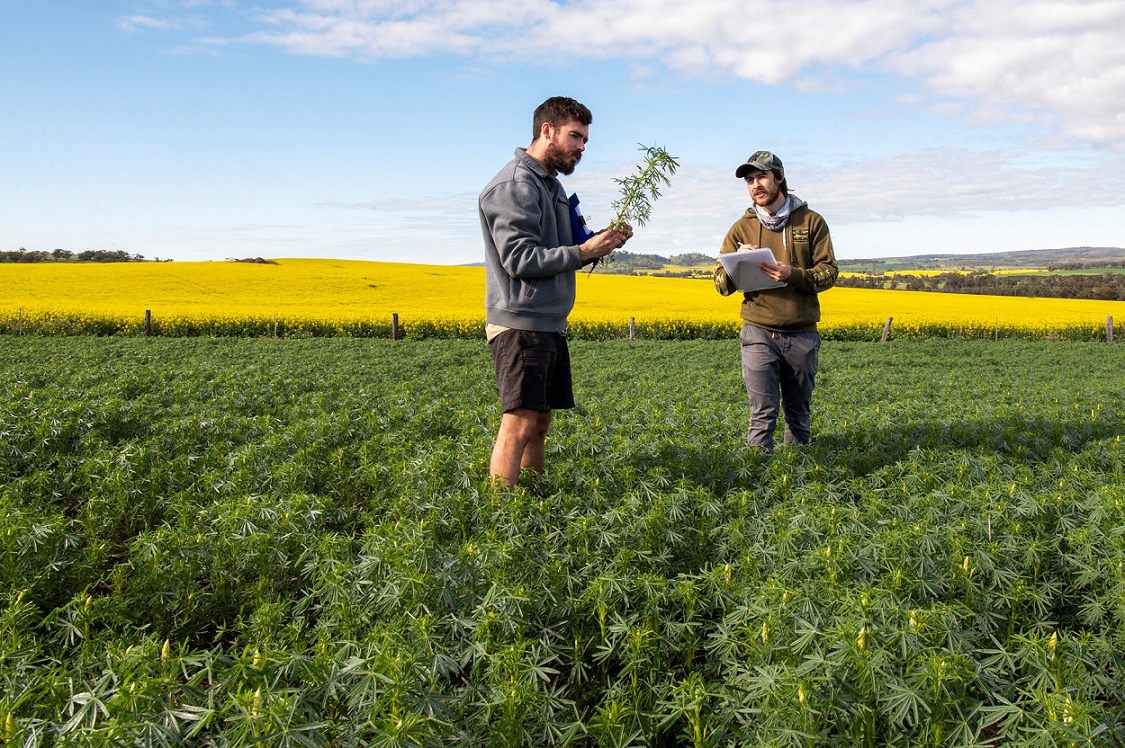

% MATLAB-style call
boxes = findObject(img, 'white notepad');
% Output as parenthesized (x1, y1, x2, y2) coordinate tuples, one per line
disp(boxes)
(717, 248, 787, 292)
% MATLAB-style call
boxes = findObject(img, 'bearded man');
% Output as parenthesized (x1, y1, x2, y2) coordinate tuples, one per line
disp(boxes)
(714, 151, 838, 449)
(479, 96, 631, 488)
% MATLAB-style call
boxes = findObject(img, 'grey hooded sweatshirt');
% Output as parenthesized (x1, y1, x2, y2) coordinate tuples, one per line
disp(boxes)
(479, 148, 584, 332)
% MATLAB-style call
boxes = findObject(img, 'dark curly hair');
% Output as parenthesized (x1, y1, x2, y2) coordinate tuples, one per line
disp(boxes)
(532, 97, 592, 143)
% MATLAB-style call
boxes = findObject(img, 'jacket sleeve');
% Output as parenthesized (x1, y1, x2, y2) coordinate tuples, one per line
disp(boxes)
(787, 217, 838, 294)
(480, 179, 582, 280)
(713, 229, 742, 296)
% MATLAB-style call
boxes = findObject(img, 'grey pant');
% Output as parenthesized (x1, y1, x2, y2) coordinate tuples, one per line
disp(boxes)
(740, 324, 820, 448)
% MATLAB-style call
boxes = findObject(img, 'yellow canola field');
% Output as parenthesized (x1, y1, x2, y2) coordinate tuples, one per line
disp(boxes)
(2, 258, 1122, 338)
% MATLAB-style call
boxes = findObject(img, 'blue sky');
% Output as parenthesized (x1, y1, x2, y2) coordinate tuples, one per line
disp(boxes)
(3, 0, 1124, 264)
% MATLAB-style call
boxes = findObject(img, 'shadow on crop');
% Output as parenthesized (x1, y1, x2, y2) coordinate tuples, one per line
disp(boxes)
(602, 410, 1123, 497)
(806, 410, 1120, 480)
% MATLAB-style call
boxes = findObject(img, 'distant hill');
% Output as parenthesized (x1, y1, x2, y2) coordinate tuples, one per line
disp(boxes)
(839, 246, 1125, 273)
(460, 252, 717, 278)
(465, 246, 1125, 276)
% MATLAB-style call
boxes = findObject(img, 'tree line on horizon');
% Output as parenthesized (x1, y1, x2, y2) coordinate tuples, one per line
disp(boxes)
(837, 270, 1125, 301)
(0, 248, 163, 263)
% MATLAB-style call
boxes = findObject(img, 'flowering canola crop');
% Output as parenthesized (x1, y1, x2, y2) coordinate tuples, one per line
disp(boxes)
(1, 258, 1121, 339)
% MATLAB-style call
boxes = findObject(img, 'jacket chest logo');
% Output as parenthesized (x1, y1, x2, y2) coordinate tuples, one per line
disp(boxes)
(792, 227, 810, 242)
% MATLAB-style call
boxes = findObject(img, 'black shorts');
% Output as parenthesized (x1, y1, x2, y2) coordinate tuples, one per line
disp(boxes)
(488, 329, 575, 413)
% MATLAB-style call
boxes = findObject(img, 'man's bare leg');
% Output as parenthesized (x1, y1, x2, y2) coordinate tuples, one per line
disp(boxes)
(490, 408, 553, 487)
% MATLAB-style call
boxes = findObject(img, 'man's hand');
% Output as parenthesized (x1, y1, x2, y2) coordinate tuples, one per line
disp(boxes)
(579, 226, 631, 263)
(759, 260, 791, 282)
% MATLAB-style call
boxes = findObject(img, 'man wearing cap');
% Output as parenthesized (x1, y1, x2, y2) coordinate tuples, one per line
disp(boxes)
(480, 96, 631, 488)
(714, 151, 838, 449)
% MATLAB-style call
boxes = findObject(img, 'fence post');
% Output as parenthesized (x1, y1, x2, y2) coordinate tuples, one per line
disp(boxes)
(881, 317, 893, 342)
(273, 313, 278, 338)
(629, 316, 635, 342)
(17, 307, 22, 337)
(994, 318, 998, 341)
(392, 313, 400, 341)
(1109, 316, 1115, 343)
(144, 310, 152, 337)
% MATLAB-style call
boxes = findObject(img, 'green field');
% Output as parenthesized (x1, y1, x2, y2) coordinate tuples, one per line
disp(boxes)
(2, 338, 1124, 746)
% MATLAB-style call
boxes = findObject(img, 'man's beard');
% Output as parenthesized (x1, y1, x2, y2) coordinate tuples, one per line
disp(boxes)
(543, 141, 581, 175)
(752, 183, 782, 209)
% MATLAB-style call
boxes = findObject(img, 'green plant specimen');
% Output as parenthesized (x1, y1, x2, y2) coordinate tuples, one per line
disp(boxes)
(610, 144, 679, 230)
(590, 143, 679, 273)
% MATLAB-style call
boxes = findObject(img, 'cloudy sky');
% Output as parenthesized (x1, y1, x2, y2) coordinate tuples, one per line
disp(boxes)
(3, 0, 1124, 264)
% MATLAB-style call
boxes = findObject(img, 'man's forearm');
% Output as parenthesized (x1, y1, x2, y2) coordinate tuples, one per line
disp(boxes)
(494, 238, 583, 279)
(713, 262, 737, 296)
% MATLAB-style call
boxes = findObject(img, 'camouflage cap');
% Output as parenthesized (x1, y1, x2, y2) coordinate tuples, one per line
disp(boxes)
(735, 150, 784, 179)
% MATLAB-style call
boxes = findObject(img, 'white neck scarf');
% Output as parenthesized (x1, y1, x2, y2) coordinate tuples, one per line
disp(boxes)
(754, 195, 793, 231)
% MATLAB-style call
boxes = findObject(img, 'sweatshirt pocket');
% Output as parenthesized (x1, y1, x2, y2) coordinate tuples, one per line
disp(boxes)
(515, 279, 538, 307)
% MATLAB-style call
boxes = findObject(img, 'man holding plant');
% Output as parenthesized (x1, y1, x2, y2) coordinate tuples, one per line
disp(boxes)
(479, 96, 631, 488)
(714, 151, 838, 449)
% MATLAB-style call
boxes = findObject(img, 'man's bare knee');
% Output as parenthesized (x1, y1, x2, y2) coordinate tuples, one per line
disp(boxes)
(497, 409, 547, 451)
(531, 410, 552, 440)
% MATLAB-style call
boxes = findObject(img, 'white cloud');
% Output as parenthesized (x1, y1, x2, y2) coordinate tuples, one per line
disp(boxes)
(312, 193, 484, 244)
(612, 146, 1125, 251)
(328, 148, 1125, 262)
(888, 0, 1125, 144)
(118, 13, 209, 33)
(207, 0, 1125, 145)
(118, 15, 182, 33)
(146, 0, 216, 7)
(577, 147, 1125, 224)
(803, 149, 1125, 220)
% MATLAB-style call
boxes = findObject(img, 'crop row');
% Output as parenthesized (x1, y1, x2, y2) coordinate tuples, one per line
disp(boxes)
(1, 338, 1123, 746)
(0, 309, 1118, 341)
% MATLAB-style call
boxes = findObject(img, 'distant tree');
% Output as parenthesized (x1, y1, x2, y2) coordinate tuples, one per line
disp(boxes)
(1, 248, 51, 262)
(76, 249, 142, 262)
(601, 251, 668, 273)
(52, 248, 73, 260)
(668, 252, 715, 266)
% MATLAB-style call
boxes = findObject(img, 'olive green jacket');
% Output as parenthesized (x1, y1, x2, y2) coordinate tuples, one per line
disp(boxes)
(713, 204, 838, 333)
